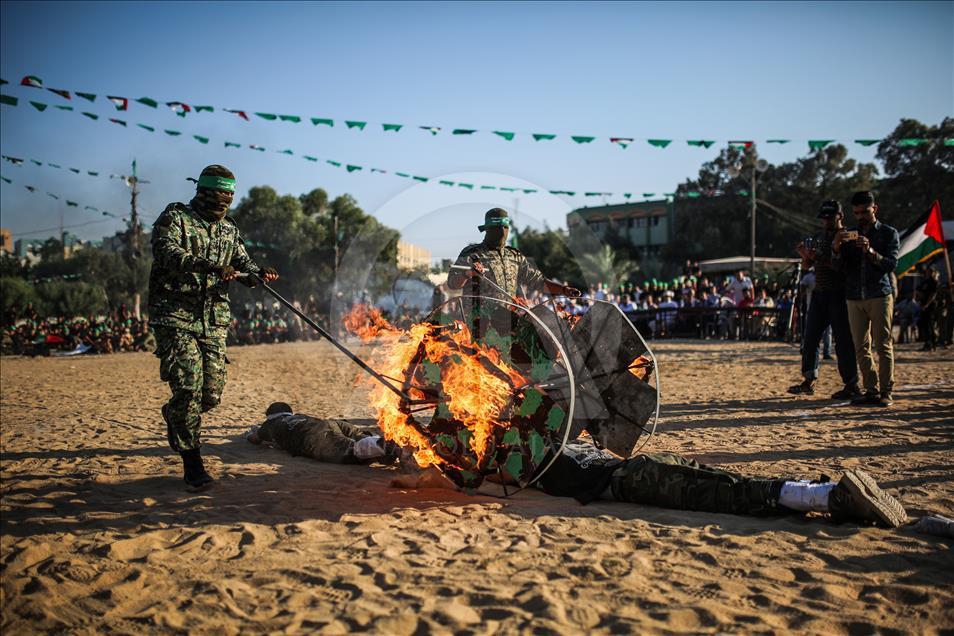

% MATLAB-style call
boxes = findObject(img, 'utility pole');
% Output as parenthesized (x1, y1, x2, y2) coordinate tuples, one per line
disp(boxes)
(119, 159, 150, 317)
(750, 168, 757, 276)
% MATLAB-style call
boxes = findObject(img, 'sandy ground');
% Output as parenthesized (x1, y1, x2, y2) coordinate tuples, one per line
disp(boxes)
(2, 339, 953, 634)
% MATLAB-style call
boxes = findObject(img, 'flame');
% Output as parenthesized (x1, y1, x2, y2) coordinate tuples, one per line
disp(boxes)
(628, 354, 653, 381)
(368, 320, 529, 469)
(342, 303, 399, 341)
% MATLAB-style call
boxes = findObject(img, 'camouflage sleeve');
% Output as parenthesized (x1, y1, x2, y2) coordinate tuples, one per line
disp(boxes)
(447, 245, 479, 290)
(227, 224, 263, 287)
(151, 205, 215, 275)
(516, 251, 545, 293)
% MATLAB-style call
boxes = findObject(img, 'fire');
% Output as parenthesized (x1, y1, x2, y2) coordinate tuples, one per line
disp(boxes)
(342, 303, 399, 341)
(367, 320, 529, 469)
(628, 354, 653, 380)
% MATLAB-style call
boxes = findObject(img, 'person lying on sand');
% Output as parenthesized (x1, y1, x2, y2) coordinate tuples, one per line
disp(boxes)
(245, 402, 401, 465)
(396, 437, 907, 529)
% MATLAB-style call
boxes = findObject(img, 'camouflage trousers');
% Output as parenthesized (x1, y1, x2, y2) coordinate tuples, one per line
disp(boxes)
(154, 327, 227, 452)
(263, 416, 370, 463)
(610, 453, 788, 516)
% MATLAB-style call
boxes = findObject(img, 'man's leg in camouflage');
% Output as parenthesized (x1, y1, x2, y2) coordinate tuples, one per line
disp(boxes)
(198, 336, 227, 413)
(155, 327, 204, 452)
(303, 419, 365, 463)
(609, 453, 788, 516)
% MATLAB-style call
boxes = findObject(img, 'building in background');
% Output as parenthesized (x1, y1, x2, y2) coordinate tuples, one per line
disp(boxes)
(397, 240, 431, 271)
(14, 238, 44, 260)
(0, 228, 12, 254)
(567, 199, 674, 259)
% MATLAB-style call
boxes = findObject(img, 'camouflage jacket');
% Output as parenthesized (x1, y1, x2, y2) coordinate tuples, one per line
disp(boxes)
(148, 202, 261, 337)
(452, 243, 545, 301)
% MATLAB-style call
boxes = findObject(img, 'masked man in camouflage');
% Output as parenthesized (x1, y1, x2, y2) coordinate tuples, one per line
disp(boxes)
(446, 208, 579, 336)
(149, 165, 279, 489)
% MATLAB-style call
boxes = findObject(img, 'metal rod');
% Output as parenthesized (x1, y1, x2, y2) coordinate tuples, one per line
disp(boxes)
(242, 273, 414, 402)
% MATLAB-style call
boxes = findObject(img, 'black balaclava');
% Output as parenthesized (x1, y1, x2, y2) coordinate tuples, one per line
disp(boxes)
(190, 165, 235, 222)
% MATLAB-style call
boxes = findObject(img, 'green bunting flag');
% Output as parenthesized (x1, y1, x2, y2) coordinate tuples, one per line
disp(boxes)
(439, 180, 454, 186)
(75, 92, 96, 102)
(136, 123, 154, 131)
(47, 193, 59, 199)
(21, 75, 42, 88)
(278, 149, 293, 155)
(0, 95, 17, 106)
(193, 135, 209, 144)
(327, 160, 341, 167)
(108, 96, 128, 111)
(49, 163, 61, 168)
(303, 155, 318, 161)
(571, 136, 595, 144)
(766, 139, 790, 144)
(647, 139, 672, 148)
(643, 193, 655, 198)
(523, 189, 537, 194)
(687, 140, 715, 148)
(225, 141, 241, 148)
(226, 109, 249, 121)
(808, 140, 834, 150)
(413, 176, 428, 182)
(494, 131, 515, 141)
(25, 186, 36, 192)
(346, 165, 362, 172)
(458, 183, 474, 189)
(164, 129, 181, 136)
(0, 79, 6, 86)
(311, 117, 333, 127)
(256, 112, 278, 121)
(944, 139, 954, 147)
(395, 172, 410, 178)
(383, 123, 403, 132)
(70, 168, 80, 173)
(623, 193, 632, 199)
(686, 191, 702, 198)
(195, 105, 214, 113)
(610, 137, 633, 148)
(346, 121, 367, 130)
(854, 139, 880, 146)
(136, 97, 158, 108)
(30, 159, 41, 165)
(55, 105, 72, 111)
(109, 118, 127, 126)
(250, 145, 266, 151)
(532, 134, 556, 141)
(30, 101, 47, 111)
(453, 129, 476, 135)
(499, 187, 516, 192)
(420, 126, 441, 135)
(898, 138, 930, 146)
(481, 185, 496, 190)
(279, 114, 301, 123)
(88, 171, 98, 176)
(0, 176, 10, 184)
(82, 112, 100, 120)
(2, 156, 23, 165)
(48, 88, 71, 100)
(66, 200, 78, 207)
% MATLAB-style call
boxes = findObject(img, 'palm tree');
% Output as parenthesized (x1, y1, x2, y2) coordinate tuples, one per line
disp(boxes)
(579, 245, 638, 289)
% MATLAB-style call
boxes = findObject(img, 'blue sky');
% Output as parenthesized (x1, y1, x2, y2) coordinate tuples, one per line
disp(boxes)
(1, 1, 951, 259)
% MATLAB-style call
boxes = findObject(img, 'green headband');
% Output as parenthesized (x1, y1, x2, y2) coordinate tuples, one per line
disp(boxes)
(197, 175, 236, 192)
(478, 216, 511, 230)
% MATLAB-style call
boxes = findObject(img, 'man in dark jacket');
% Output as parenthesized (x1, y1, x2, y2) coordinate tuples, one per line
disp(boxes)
(787, 200, 859, 398)
(832, 191, 901, 407)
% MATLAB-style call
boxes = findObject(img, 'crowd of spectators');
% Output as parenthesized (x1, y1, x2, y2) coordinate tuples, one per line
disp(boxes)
(2, 304, 156, 356)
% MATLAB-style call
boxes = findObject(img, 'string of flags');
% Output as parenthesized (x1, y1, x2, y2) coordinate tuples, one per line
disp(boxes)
(2, 103, 718, 202)
(0, 173, 122, 219)
(4, 75, 952, 152)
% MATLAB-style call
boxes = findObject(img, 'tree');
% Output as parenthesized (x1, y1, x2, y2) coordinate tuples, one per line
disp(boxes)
(578, 244, 639, 290)
(517, 226, 582, 286)
(875, 118, 954, 229)
(1, 276, 42, 317)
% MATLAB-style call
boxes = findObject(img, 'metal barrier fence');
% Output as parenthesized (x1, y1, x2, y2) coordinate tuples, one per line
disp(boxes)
(621, 306, 796, 341)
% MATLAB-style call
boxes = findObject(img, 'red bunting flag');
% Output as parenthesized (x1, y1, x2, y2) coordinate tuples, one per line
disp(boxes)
(108, 96, 129, 111)
(166, 101, 191, 117)
(20, 75, 42, 88)
(226, 109, 249, 121)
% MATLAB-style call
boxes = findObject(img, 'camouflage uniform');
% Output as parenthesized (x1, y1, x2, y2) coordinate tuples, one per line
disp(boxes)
(149, 202, 262, 452)
(255, 414, 378, 463)
(539, 440, 788, 515)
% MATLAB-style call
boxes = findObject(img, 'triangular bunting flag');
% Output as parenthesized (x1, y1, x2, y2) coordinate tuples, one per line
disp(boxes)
(278, 149, 293, 155)
(75, 92, 96, 102)
(137, 123, 154, 131)
(808, 140, 834, 150)
(728, 141, 754, 149)
(311, 118, 333, 127)
(623, 193, 632, 199)
(250, 145, 265, 151)
(279, 114, 301, 123)
(47, 193, 59, 199)
(30, 101, 47, 111)
(48, 163, 61, 168)
(481, 185, 496, 190)
(522, 189, 537, 194)
(0, 95, 17, 106)
(66, 200, 78, 207)
(108, 96, 129, 111)
(500, 187, 517, 192)
(345, 120, 366, 130)
(327, 160, 341, 167)
(382, 123, 403, 132)
(69, 168, 80, 173)
(87, 171, 98, 176)
(766, 139, 790, 144)
(226, 109, 249, 121)
(532, 134, 556, 141)
(25, 186, 36, 192)
(30, 159, 41, 165)
(452, 129, 476, 135)
(256, 112, 278, 121)
(20, 75, 42, 88)
(642, 193, 655, 198)
(0, 176, 11, 184)
(164, 130, 181, 136)
(167, 101, 191, 116)
(194, 105, 214, 113)
(193, 135, 209, 144)
(687, 140, 715, 148)
(647, 139, 672, 148)
(898, 138, 930, 146)
(47, 88, 71, 100)
(412, 176, 428, 182)
(571, 136, 595, 144)
(109, 118, 127, 126)
(420, 126, 441, 135)
(346, 165, 362, 172)
(303, 155, 318, 161)
(458, 183, 474, 189)
(610, 137, 633, 148)
(494, 131, 515, 141)
(855, 139, 881, 146)
(136, 97, 158, 108)
(395, 172, 410, 178)
(2, 156, 24, 165)
(84, 112, 100, 120)
(225, 141, 241, 148)
(54, 105, 72, 111)
(439, 180, 454, 186)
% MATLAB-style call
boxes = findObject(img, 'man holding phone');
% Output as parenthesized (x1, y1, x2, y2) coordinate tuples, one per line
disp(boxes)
(832, 191, 900, 407)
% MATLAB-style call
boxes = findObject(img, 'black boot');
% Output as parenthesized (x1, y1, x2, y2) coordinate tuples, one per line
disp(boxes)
(180, 448, 214, 490)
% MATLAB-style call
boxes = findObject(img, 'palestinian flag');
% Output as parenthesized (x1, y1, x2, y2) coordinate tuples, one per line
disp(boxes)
(226, 109, 249, 121)
(20, 75, 42, 88)
(610, 137, 634, 148)
(108, 96, 129, 111)
(166, 101, 191, 116)
(728, 140, 753, 149)
(896, 201, 946, 278)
